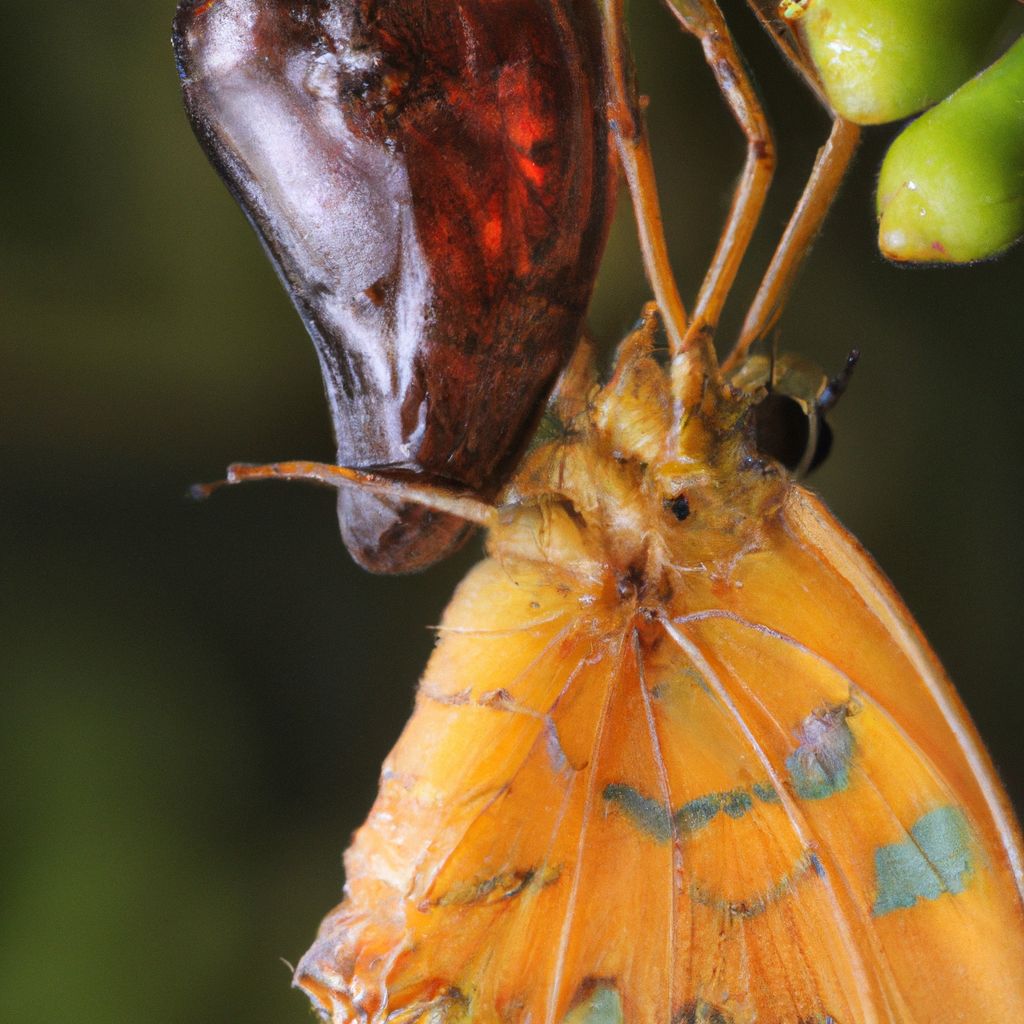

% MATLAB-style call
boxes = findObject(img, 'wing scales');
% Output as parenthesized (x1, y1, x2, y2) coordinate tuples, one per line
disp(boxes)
(297, 494, 1024, 1024)
(658, 618, 882, 1024)
(787, 488, 1024, 894)
(654, 491, 1024, 1021)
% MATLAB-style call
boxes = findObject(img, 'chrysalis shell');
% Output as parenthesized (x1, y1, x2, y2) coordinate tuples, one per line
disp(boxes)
(173, 0, 614, 571)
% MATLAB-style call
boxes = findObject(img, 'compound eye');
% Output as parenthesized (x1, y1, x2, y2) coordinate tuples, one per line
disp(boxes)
(752, 393, 811, 473)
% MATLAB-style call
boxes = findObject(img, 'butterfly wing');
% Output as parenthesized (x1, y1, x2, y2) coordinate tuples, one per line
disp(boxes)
(296, 488, 1024, 1024)
(655, 485, 1024, 1021)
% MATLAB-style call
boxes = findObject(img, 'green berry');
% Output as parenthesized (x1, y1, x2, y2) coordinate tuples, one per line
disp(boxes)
(877, 35, 1024, 264)
(797, 0, 1012, 124)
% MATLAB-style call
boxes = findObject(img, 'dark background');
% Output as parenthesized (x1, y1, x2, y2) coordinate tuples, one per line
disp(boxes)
(3, 3, 1022, 1022)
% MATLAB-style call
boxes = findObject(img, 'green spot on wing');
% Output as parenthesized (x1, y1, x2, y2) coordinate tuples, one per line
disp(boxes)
(606, 782, 774, 841)
(563, 987, 623, 1024)
(603, 784, 672, 842)
(674, 794, 721, 834)
(788, 757, 849, 800)
(673, 788, 755, 833)
(428, 865, 561, 908)
(721, 789, 753, 819)
(752, 782, 780, 803)
(675, 1000, 733, 1024)
(873, 806, 973, 917)
(652, 668, 711, 705)
(682, 667, 711, 695)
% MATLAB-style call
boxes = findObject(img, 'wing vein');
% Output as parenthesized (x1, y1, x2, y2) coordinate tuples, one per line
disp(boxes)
(634, 627, 678, 1024)
(545, 632, 626, 1024)
(659, 615, 892, 1024)
(410, 619, 584, 898)
(433, 609, 570, 636)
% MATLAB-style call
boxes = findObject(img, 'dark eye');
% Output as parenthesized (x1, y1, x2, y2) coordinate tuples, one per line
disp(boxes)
(750, 350, 857, 476)
(752, 393, 835, 475)
(753, 394, 813, 473)
(664, 495, 691, 522)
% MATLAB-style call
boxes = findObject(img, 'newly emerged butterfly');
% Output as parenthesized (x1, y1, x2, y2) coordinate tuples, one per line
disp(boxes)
(296, 313, 1024, 1024)
(173, 0, 614, 571)
(179, 0, 1024, 1021)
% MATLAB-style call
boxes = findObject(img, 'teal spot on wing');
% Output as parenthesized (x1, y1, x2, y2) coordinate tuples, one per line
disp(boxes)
(675, 787, 763, 832)
(873, 806, 973, 917)
(603, 784, 672, 842)
(427, 865, 561, 908)
(652, 667, 712, 704)
(675, 794, 721, 833)
(787, 755, 849, 800)
(681, 667, 711, 695)
(786, 704, 855, 800)
(563, 986, 623, 1024)
(690, 850, 817, 921)
(721, 789, 753, 818)
(607, 782, 785, 841)
(752, 781, 780, 803)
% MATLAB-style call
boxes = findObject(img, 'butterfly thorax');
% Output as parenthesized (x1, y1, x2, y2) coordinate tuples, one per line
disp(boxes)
(489, 322, 790, 623)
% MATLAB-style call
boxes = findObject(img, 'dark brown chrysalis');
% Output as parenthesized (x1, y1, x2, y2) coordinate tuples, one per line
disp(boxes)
(173, 0, 614, 572)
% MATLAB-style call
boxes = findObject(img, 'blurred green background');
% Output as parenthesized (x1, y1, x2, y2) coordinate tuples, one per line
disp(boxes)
(3, 3, 1023, 1022)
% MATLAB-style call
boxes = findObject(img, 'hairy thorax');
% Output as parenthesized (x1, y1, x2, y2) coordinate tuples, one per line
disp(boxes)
(488, 328, 789, 635)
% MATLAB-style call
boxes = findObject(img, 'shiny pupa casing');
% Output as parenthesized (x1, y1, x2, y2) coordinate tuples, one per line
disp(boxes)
(173, 0, 614, 572)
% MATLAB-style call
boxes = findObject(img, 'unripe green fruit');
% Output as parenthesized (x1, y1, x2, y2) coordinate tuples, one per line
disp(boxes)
(877, 35, 1024, 264)
(795, 0, 1012, 124)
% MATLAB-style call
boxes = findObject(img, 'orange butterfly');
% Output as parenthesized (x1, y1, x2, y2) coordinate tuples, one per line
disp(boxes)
(293, 312, 1024, 1023)
(200, 2, 1024, 1021)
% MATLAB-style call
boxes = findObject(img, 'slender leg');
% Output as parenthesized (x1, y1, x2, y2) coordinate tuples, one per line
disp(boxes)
(599, 0, 692, 374)
(191, 460, 496, 526)
(660, 0, 776, 347)
(600, 0, 776, 414)
(722, 3, 861, 367)
(725, 116, 860, 369)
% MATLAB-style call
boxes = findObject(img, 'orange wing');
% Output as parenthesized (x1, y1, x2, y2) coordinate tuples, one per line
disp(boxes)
(296, 339, 1024, 1024)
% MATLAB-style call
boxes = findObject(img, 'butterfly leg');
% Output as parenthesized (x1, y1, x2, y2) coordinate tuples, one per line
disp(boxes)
(726, 115, 860, 369)
(660, 1, 776, 346)
(598, 0, 692, 368)
(191, 461, 495, 526)
(599, 0, 775, 414)
(719, 3, 861, 367)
